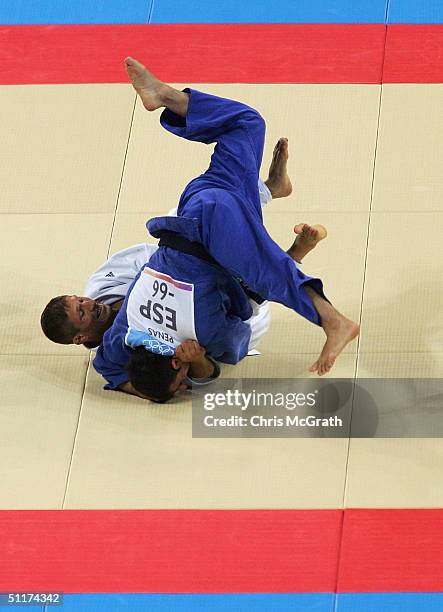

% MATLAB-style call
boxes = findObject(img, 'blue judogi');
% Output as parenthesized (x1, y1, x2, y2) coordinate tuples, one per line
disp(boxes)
(94, 89, 326, 390)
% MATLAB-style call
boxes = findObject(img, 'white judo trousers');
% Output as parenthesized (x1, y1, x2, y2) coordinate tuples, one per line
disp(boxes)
(84, 179, 272, 354)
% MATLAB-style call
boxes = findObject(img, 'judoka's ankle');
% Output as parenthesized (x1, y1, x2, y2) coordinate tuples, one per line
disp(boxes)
(162, 87, 190, 117)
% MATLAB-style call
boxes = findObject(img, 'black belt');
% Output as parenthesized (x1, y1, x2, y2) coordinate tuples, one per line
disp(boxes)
(157, 230, 265, 305)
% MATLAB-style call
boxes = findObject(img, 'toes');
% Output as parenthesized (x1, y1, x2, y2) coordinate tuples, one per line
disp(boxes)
(321, 358, 335, 376)
(309, 360, 319, 373)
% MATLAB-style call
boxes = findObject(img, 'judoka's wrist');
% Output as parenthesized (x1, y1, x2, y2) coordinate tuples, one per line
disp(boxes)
(189, 354, 216, 379)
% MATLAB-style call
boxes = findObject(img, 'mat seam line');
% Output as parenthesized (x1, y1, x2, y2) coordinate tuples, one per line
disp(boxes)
(343, 84, 383, 505)
(2, 349, 439, 356)
(3, 210, 441, 215)
(61, 352, 91, 510)
(106, 94, 137, 259)
(333, 509, 345, 612)
(148, 0, 155, 23)
(341, 17, 386, 524)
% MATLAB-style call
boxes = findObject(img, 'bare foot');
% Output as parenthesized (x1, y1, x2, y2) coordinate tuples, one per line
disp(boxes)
(287, 223, 327, 262)
(294, 223, 327, 246)
(309, 316, 360, 376)
(124, 57, 168, 111)
(265, 138, 293, 199)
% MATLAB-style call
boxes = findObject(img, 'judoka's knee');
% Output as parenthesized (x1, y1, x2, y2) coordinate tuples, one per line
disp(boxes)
(244, 109, 266, 132)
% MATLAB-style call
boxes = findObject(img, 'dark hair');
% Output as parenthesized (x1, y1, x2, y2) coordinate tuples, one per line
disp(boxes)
(40, 295, 78, 344)
(126, 346, 178, 403)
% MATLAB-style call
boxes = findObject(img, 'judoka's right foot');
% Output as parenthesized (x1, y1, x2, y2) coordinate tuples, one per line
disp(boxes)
(309, 315, 360, 376)
(125, 57, 168, 111)
(304, 287, 359, 376)
(265, 138, 293, 199)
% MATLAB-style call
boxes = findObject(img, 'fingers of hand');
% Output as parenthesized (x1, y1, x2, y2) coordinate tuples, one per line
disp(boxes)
(176, 340, 204, 361)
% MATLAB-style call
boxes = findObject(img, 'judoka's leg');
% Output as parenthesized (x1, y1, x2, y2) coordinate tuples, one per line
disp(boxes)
(165, 91, 265, 213)
(304, 287, 359, 376)
(202, 194, 359, 375)
(125, 57, 265, 211)
(125, 58, 293, 213)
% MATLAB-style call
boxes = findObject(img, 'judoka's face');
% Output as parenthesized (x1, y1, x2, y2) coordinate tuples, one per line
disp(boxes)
(64, 295, 115, 345)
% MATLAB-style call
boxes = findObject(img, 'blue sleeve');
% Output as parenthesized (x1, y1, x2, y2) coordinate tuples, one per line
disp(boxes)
(93, 345, 130, 391)
(198, 313, 251, 365)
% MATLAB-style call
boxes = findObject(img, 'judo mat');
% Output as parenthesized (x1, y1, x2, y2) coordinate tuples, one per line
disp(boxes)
(1, 0, 442, 610)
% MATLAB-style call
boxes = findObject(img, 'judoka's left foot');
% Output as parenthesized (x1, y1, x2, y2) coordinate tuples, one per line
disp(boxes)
(287, 223, 327, 262)
(125, 57, 168, 111)
(309, 315, 360, 376)
(265, 138, 293, 199)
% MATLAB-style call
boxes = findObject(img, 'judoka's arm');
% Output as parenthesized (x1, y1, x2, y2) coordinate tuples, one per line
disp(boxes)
(176, 340, 216, 379)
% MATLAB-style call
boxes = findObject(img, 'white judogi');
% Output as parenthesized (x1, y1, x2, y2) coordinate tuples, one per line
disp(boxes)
(84, 179, 272, 354)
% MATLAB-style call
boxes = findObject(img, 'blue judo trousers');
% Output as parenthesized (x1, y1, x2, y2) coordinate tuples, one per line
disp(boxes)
(93, 89, 327, 390)
(148, 89, 326, 343)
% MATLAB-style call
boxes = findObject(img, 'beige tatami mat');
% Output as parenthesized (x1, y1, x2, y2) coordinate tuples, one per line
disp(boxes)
(373, 85, 443, 212)
(0, 85, 134, 214)
(3, 82, 440, 510)
(1, 213, 114, 355)
(357, 352, 443, 378)
(344, 85, 443, 507)
(346, 211, 442, 507)
(345, 438, 443, 507)
(359, 212, 443, 354)
(221, 353, 357, 379)
(64, 365, 348, 509)
(0, 355, 89, 509)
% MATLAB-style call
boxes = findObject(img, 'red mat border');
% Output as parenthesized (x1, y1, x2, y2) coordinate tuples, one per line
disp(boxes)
(0, 24, 386, 84)
(338, 509, 443, 592)
(1, 24, 442, 85)
(0, 510, 342, 593)
(1, 509, 443, 593)
(384, 25, 443, 83)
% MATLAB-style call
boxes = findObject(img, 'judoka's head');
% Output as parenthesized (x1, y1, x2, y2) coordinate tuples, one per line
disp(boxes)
(127, 346, 190, 403)
(40, 295, 116, 346)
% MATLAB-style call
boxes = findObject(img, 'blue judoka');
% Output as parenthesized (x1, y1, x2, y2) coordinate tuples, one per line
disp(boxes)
(93, 57, 359, 399)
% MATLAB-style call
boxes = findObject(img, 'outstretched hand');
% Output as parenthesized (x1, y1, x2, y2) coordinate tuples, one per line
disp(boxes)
(175, 340, 206, 363)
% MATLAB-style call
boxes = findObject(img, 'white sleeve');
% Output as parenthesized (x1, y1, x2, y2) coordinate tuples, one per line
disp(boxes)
(258, 178, 272, 208)
(84, 243, 159, 304)
(84, 209, 178, 304)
